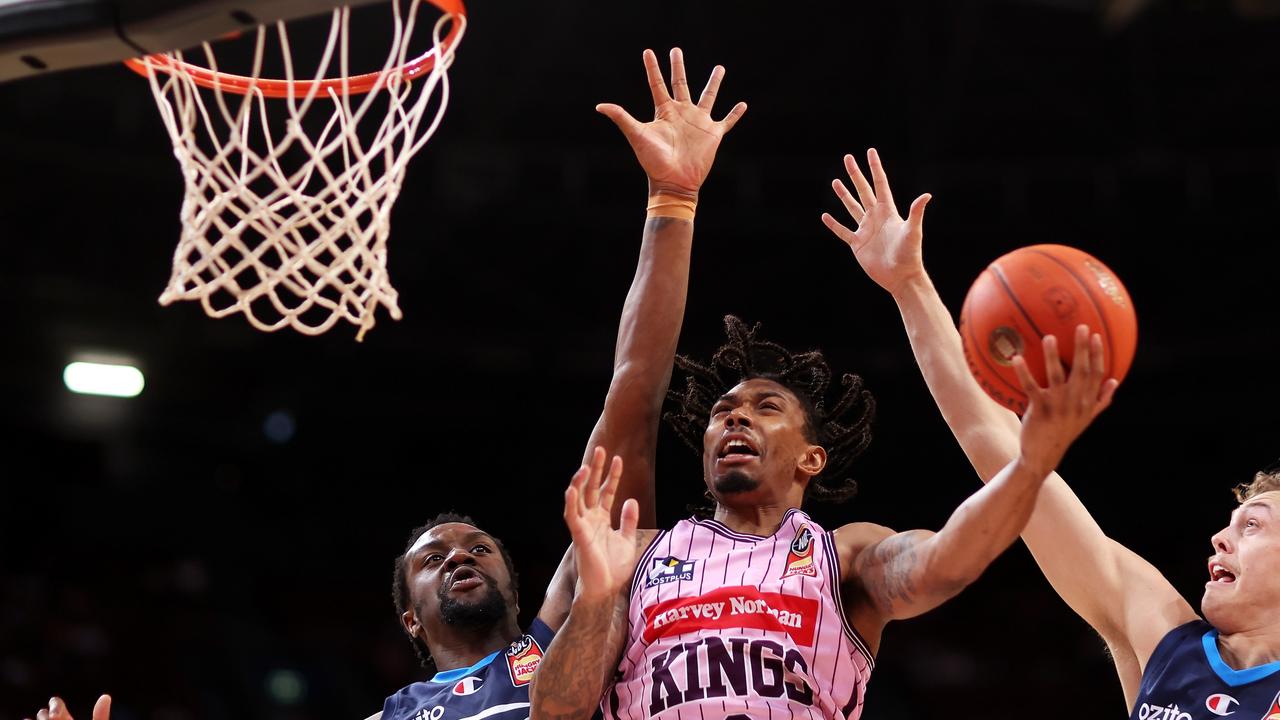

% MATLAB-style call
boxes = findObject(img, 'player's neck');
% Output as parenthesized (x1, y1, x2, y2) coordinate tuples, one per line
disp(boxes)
(712, 501, 796, 537)
(429, 619, 523, 674)
(1215, 623, 1280, 670)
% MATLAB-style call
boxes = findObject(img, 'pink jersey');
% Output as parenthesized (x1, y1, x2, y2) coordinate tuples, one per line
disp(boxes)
(603, 509, 874, 720)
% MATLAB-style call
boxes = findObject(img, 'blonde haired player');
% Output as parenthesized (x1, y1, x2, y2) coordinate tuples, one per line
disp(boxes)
(823, 147, 1280, 718)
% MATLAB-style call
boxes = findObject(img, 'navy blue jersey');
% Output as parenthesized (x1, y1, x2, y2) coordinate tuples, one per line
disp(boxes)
(1132, 620, 1280, 720)
(382, 619, 554, 720)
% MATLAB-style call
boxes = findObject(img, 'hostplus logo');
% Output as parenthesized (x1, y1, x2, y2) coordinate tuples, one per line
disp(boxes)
(646, 556, 696, 587)
(1135, 703, 1192, 720)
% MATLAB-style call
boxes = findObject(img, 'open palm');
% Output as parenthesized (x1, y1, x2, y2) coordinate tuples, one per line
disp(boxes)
(597, 48, 747, 196)
(565, 448, 640, 602)
(821, 149, 932, 296)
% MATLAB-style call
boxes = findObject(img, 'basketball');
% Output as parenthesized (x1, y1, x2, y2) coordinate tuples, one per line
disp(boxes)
(958, 244, 1137, 414)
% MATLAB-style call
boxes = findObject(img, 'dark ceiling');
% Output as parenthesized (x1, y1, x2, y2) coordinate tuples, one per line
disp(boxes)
(2, 1, 1279, 719)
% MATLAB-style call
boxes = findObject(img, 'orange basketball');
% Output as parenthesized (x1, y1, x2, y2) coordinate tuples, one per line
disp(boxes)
(958, 244, 1137, 415)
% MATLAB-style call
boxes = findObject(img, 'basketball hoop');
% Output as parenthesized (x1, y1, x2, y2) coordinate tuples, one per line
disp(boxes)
(125, 0, 466, 339)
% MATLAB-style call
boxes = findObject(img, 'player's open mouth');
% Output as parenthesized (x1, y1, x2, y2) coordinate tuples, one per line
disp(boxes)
(1208, 563, 1236, 585)
(716, 435, 760, 465)
(449, 567, 484, 591)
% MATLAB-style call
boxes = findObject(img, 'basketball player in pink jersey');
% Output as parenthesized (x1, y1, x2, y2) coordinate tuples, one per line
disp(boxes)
(824, 148, 1280, 717)
(530, 174, 1118, 718)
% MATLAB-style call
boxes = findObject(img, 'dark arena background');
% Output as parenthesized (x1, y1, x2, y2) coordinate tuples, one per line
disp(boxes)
(3, 1, 1279, 719)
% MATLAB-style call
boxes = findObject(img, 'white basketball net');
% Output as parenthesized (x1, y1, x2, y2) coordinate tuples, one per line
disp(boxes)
(135, 2, 464, 339)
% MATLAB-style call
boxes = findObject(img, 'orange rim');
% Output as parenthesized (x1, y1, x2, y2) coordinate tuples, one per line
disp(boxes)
(124, 0, 464, 98)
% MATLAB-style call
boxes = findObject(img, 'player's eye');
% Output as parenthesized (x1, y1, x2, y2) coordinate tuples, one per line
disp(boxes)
(760, 401, 780, 411)
(473, 545, 490, 554)
(1246, 519, 1260, 530)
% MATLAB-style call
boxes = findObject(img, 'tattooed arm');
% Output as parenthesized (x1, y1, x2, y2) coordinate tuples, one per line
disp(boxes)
(835, 456, 1052, 647)
(836, 327, 1116, 646)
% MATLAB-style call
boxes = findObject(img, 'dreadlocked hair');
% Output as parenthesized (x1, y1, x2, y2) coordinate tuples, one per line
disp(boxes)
(664, 315, 876, 508)
(391, 512, 519, 670)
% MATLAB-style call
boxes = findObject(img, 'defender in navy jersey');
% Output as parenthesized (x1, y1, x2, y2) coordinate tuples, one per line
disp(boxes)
(1133, 619, 1280, 720)
(378, 515, 555, 720)
(834, 150, 1280, 716)
(379, 614, 556, 720)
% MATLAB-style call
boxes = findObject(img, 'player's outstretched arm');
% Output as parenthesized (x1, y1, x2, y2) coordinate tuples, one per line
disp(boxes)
(24, 696, 111, 720)
(839, 332, 1113, 624)
(539, 48, 745, 632)
(531, 449, 644, 720)
(583, 47, 747, 529)
(823, 149, 1196, 702)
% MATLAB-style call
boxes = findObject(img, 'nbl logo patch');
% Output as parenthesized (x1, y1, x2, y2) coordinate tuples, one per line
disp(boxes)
(505, 633, 544, 687)
(647, 556, 697, 587)
(780, 525, 817, 579)
(452, 677, 483, 696)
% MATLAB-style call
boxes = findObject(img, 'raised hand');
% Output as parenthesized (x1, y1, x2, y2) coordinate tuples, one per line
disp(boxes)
(821, 148, 933, 296)
(1012, 325, 1119, 477)
(596, 48, 747, 197)
(565, 447, 640, 603)
(27, 696, 111, 720)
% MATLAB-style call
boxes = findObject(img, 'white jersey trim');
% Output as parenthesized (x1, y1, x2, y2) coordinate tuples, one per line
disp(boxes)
(689, 507, 803, 542)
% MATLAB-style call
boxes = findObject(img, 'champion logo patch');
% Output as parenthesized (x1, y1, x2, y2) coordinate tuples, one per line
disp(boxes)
(1205, 693, 1237, 716)
(780, 525, 817, 579)
(505, 633, 544, 687)
(452, 676, 483, 696)
(646, 556, 697, 587)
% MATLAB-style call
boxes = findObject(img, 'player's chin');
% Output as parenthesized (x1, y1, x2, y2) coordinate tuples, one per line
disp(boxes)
(450, 592, 495, 607)
(1200, 587, 1241, 629)
(710, 469, 761, 496)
